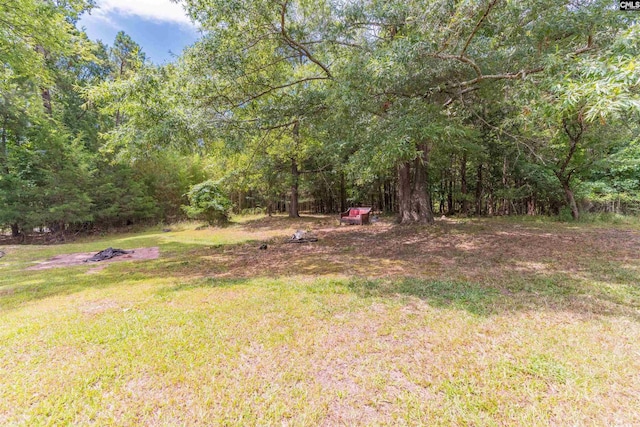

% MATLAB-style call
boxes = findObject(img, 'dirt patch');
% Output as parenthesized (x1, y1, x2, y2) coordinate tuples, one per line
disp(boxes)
(26, 247, 160, 271)
(192, 218, 640, 288)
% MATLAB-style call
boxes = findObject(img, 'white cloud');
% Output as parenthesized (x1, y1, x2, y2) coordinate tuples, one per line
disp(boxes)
(91, 0, 193, 26)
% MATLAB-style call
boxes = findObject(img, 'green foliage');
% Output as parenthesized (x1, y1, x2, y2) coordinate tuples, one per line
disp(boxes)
(2, 0, 639, 235)
(183, 180, 233, 225)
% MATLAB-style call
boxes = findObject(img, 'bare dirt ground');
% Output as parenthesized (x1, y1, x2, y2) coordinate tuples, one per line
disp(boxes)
(26, 247, 160, 271)
(201, 218, 640, 283)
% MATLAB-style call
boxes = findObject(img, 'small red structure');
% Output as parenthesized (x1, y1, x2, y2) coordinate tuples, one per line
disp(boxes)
(339, 207, 372, 225)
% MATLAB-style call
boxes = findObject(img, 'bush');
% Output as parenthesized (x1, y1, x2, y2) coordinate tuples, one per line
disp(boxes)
(557, 206, 575, 222)
(182, 180, 233, 225)
(241, 207, 265, 215)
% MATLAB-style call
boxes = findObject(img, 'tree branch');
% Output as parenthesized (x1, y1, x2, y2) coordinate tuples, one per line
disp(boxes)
(443, 86, 479, 106)
(444, 67, 545, 91)
(300, 164, 331, 174)
(429, 53, 482, 77)
(460, 0, 500, 57)
(470, 109, 548, 165)
(558, 118, 582, 176)
(228, 76, 330, 109)
(278, 1, 333, 78)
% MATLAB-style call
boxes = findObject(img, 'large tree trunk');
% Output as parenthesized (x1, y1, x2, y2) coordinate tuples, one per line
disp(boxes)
(397, 143, 434, 224)
(411, 144, 434, 223)
(527, 196, 536, 216)
(397, 161, 413, 223)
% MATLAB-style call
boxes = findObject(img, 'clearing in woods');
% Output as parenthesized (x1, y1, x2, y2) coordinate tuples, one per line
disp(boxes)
(1, 215, 639, 425)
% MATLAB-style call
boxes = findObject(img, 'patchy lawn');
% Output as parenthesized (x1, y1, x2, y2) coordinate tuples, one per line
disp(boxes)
(1, 216, 639, 425)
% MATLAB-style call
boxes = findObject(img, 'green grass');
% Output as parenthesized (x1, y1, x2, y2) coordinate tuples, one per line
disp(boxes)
(1, 216, 639, 425)
(494, 212, 640, 229)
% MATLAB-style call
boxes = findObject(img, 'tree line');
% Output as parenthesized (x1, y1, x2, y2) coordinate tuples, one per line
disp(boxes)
(1, 0, 639, 238)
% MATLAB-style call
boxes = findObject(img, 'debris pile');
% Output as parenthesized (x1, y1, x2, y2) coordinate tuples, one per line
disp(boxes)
(286, 230, 318, 243)
(84, 247, 134, 262)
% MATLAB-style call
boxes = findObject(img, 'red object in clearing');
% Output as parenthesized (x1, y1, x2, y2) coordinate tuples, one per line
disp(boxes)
(339, 207, 372, 225)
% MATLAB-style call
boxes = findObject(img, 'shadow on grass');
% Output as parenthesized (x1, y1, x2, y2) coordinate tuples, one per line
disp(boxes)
(159, 277, 250, 293)
(238, 214, 338, 230)
(345, 278, 500, 316)
(2, 219, 639, 320)
(3, 263, 639, 320)
(0, 267, 148, 311)
(345, 275, 640, 319)
(154, 272, 640, 320)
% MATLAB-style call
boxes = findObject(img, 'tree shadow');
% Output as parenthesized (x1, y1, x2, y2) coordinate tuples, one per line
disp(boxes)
(341, 274, 640, 320)
(238, 214, 338, 230)
(344, 278, 500, 316)
(3, 219, 639, 321)
(158, 277, 251, 294)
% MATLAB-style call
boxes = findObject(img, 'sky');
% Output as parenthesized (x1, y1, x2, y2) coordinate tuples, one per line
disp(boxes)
(77, 0, 200, 64)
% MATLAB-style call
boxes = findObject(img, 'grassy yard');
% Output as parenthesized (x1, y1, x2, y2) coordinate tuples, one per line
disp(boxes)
(1, 216, 639, 425)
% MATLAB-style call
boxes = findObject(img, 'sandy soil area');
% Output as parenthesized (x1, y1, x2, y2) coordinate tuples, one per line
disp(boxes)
(26, 247, 160, 271)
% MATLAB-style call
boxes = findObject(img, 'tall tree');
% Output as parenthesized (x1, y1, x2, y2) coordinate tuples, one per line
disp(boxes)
(507, 23, 640, 219)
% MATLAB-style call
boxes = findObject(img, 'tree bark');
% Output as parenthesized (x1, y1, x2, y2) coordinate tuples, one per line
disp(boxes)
(460, 153, 468, 214)
(288, 121, 301, 218)
(397, 161, 413, 223)
(556, 116, 584, 221)
(397, 143, 434, 224)
(475, 163, 483, 215)
(41, 89, 52, 116)
(340, 172, 346, 213)
(411, 143, 434, 223)
(488, 192, 494, 216)
(35, 45, 53, 116)
(289, 157, 300, 218)
(501, 156, 508, 215)
(447, 156, 454, 214)
(561, 179, 579, 220)
(1, 113, 8, 173)
(527, 197, 536, 216)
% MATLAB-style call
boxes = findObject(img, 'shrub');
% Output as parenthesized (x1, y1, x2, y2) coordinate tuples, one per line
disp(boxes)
(182, 180, 233, 225)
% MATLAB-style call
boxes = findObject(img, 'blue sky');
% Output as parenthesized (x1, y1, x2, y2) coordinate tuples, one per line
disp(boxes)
(78, 0, 200, 64)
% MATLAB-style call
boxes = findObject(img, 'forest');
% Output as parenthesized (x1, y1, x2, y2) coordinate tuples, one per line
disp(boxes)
(2, 0, 639, 237)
